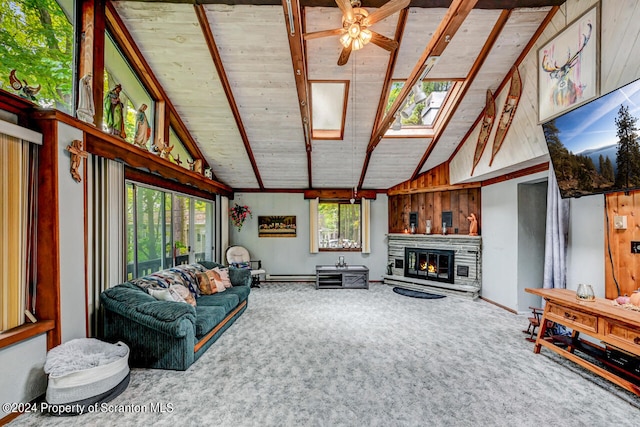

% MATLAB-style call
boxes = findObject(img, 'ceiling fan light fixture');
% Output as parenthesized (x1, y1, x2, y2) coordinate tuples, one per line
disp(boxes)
(360, 29, 372, 44)
(352, 37, 364, 51)
(340, 32, 352, 48)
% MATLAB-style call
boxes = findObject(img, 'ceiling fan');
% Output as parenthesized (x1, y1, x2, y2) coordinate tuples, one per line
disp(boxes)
(303, 0, 410, 66)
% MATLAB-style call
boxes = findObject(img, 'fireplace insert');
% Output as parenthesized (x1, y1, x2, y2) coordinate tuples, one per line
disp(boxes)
(404, 248, 455, 284)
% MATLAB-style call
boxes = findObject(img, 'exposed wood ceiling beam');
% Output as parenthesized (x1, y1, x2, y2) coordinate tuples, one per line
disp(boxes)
(195, 4, 265, 190)
(411, 8, 511, 180)
(357, 8, 408, 190)
(446, 5, 560, 165)
(358, 0, 477, 188)
(105, 2, 207, 166)
(120, 1, 565, 9)
(282, 0, 313, 188)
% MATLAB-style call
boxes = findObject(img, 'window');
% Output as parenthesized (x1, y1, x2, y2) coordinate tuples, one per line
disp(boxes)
(310, 81, 349, 140)
(126, 182, 214, 280)
(168, 126, 193, 169)
(384, 80, 457, 137)
(104, 32, 154, 147)
(0, 0, 74, 113)
(318, 201, 361, 250)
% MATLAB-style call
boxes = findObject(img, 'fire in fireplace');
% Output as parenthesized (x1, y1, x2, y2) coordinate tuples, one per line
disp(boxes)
(405, 248, 454, 284)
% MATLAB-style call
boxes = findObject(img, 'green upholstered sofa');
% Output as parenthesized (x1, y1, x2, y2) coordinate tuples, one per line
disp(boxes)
(100, 261, 250, 371)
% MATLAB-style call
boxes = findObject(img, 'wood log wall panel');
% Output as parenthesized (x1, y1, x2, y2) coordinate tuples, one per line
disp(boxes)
(388, 188, 481, 235)
(426, 7, 552, 176)
(604, 191, 640, 299)
(205, 5, 308, 189)
(112, 2, 258, 189)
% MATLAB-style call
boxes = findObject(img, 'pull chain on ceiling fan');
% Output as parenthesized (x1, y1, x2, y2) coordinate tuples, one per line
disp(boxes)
(304, 0, 410, 66)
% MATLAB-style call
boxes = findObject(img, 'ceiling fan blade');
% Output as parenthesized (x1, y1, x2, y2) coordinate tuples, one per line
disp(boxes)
(365, 0, 410, 26)
(369, 31, 399, 51)
(304, 28, 345, 40)
(335, 0, 354, 22)
(337, 44, 352, 66)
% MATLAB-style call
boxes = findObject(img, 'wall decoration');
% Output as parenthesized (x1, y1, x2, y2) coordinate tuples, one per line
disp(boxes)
(471, 89, 495, 176)
(65, 139, 88, 183)
(258, 216, 297, 238)
(489, 66, 522, 166)
(538, 4, 599, 123)
(230, 204, 252, 231)
(9, 69, 41, 101)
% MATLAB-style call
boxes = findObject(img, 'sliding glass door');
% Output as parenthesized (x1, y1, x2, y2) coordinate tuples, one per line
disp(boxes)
(126, 182, 215, 279)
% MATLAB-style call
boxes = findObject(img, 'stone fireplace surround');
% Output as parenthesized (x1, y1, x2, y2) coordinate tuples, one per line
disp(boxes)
(385, 234, 482, 299)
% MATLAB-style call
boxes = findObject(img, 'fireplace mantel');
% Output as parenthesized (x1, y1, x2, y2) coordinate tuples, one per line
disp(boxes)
(385, 234, 482, 299)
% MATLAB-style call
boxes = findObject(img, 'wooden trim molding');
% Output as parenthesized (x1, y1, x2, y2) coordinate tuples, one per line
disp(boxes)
(125, 167, 216, 201)
(32, 118, 62, 350)
(303, 189, 378, 200)
(32, 110, 232, 197)
(481, 162, 549, 186)
(0, 321, 55, 351)
(387, 181, 481, 196)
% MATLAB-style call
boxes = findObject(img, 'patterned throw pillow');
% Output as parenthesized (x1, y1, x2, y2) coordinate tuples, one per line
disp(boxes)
(170, 284, 196, 306)
(196, 271, 219, 295)
(209, 270, 227, 293)
(148, 287, 187, 304)
(214, 267, 233, 288)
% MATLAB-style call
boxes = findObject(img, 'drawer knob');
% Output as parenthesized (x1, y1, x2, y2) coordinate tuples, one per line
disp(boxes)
(634, 337, 640, 345)
(564, 312, 577, 321)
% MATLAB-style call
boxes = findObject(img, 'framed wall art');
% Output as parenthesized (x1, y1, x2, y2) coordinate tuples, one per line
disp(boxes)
(258, 215, 297, 238)
(538, 4, 599, 123)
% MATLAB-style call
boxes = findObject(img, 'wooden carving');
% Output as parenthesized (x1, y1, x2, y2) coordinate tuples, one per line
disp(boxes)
(471, 89, 495, 176)
(489, 66, 522, 166)
(66, 139, 88, 183)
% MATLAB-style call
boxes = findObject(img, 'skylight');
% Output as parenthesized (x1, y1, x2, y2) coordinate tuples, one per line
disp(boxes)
(384, 80, 455, 137)
(310, 81, 349, 140)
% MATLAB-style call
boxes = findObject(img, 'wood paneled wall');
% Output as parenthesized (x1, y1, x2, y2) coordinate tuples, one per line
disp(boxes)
(605, 191, 640, 298)
(388, 164, 481, 235)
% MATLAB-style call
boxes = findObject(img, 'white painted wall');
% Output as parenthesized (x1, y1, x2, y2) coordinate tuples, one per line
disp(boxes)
(228, 193, 389, 281)
(0, 335, 48, 419)
(481, 171, 548, 310)
(57, 123, 87, 341)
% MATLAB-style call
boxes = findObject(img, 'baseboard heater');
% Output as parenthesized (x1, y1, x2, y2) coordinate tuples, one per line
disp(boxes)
(266, 274, 315, 282)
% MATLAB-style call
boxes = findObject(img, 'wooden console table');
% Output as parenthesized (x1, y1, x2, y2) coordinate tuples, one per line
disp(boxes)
(526, 288, 640, 396)
(316, 265, 369, 289)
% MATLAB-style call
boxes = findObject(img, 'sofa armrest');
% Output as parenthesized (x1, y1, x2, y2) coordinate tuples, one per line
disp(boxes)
(101, 289, 196, 338)
(228, 267, 251, 287)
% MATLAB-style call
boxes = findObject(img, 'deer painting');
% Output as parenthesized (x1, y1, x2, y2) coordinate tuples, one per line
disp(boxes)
(541, 22, 593, 108)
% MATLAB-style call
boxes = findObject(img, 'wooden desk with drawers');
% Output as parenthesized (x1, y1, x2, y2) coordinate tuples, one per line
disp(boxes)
(526, 288, 640, 396)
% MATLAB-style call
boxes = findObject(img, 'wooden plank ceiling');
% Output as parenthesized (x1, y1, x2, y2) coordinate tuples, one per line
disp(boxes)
(112, 0, 563, 192)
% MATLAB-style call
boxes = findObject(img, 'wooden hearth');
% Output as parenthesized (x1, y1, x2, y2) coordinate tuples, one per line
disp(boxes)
(385, 234, 482, 299)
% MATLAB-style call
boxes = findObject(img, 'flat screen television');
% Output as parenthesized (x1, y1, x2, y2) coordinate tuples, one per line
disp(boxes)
(542, 77, 640, 198)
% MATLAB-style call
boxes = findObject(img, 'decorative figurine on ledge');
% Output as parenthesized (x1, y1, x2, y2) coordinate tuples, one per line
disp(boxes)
(133, 104, 151, 150)
(467, 213, 478, 236)
(9, 69, 41, 101)
(103, 84, 126, 138)
(66, 139, 88, 183)
(76, 73, 95, 125)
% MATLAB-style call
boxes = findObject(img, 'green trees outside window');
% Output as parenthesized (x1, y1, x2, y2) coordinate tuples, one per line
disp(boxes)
(0, 0, 74, 111)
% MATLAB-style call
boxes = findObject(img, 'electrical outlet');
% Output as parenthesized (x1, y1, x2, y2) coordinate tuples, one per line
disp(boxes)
(632, 242, 640, 254)
(614, 215, 628, 230)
